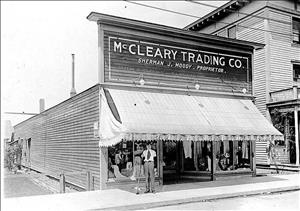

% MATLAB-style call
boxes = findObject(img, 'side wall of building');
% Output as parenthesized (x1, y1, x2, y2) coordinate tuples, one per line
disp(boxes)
(14, 85, 101, 190)
(268, 8, 300, 92)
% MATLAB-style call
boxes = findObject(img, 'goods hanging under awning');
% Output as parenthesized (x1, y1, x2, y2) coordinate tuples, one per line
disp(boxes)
(99, 88, 283, 147)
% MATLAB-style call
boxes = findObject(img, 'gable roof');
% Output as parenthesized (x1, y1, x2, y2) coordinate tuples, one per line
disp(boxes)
(184, 0, 251, 31)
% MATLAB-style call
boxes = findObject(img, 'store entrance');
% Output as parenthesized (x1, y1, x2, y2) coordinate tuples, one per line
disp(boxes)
(162, 141, 179, 184)
(162, 141, 211, 184)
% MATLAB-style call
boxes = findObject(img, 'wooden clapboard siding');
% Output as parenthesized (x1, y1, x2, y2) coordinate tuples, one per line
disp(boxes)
(238, 16, 267, 117)
(269, 39, 295, 92)
(256, 141, 268, 165)
(252, 49, 267, 116)
(269, 10, 292, 43)
(238, 21, 265, 44)
(14, 85, 101, 190)
(268, 9, 300, 92)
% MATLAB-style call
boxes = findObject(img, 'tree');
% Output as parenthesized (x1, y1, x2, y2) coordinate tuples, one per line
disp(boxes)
(4, 142, 23, 172)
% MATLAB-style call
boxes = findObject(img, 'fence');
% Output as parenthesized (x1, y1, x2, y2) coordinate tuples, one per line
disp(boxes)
(59, 171, 95, 193)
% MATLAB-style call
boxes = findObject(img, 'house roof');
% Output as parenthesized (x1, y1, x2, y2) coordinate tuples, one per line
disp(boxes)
(184, 0, 250, 31)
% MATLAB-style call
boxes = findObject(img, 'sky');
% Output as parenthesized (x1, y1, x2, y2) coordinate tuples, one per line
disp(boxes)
(1, 0, 228, 137)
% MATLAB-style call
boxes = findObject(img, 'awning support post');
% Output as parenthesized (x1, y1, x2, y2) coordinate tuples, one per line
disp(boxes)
(158, 140, 163, 185)
(211, 141, 216, 181)
(233, 141, 238, 167)
(251, 139, 256, 177)
(294, 108, 299, 165)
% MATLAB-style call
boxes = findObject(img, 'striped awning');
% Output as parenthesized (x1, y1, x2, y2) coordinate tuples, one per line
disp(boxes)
(99, 88, 283, 147)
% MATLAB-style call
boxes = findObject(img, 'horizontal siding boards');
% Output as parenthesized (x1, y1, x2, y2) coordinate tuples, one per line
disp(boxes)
(14, 85, 101, 190)
(269, 10, 292, 42)
(103, 31, 252, 94)
(252, 49, 267, 116)
(108, 67, 251, 94)
(238, 21, 265, 43)
(239, 11, 265, 28)
(15, 117, 46, 172)
(270, 39, 299, 92)
(256, 141, 268, 164)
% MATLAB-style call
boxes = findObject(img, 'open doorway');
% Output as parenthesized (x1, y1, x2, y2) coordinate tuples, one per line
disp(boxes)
(27, 138, 31, 168)
(162, 141, 211, 184)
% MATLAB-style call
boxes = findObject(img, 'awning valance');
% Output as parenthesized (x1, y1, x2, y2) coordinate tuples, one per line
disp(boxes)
(99, 88, 283, 147)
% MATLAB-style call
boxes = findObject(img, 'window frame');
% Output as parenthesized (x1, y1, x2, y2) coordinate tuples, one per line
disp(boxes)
(293, 63, 300, 81)
(292, 17, 300, 44)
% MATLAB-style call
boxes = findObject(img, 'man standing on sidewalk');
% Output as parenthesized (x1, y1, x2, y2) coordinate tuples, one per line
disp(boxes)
(142, 143, 156, 193)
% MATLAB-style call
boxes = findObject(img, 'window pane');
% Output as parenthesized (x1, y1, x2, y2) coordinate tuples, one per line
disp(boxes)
(293, 18, 300, 30)
(292, 18, 300, 43)
(294, 64, 300, 81)
(216, 140, 251, 172)
(108, 140, 158, 181)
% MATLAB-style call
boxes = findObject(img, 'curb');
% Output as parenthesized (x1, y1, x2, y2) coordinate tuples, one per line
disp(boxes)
(93, 186, 300, 210)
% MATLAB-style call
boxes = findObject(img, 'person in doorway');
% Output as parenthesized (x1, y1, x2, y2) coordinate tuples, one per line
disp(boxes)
(115, 150, 123, 171)
(142, 143, 156, 193)
(236, 146, 244, 168)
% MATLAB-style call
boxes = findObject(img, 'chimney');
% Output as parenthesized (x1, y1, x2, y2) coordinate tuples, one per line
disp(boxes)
(39, 98, 45, 113)
(70, 54, 77, 97)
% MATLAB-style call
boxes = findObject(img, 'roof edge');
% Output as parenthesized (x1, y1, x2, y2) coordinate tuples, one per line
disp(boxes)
(87, 12, 264, 50)
(184, 0, 242, 30)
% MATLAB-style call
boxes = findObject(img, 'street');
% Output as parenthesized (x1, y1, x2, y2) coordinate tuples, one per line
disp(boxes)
(149, 190, 300, 210)
(4, 171, 52, 198)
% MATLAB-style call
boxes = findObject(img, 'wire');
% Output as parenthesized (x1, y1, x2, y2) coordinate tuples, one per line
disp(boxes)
(124, 0, 299, 37)
(124, 0, 200, 19)
(186, 0, 293, 26)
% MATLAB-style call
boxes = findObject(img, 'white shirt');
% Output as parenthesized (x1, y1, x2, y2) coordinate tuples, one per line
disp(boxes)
(142, 149, 156, 162)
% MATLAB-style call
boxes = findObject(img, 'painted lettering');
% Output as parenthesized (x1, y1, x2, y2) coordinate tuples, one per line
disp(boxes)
(114, 41, 122, 53)
(154, 48, 163, 59)
(146, 46, 153, 57)
(137, 45, 145, 56)
(129, 44, 136, 55)
(188, 52, 195, 62)
(181, 51, 187, 61)
(164, 49, 171, 60)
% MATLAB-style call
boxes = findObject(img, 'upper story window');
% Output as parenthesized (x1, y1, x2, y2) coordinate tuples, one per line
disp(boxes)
(293, 64, 300, 81)
(227, 26, 237, 39)
(295, 1, 300, 12)
(292, 17, 300, 44)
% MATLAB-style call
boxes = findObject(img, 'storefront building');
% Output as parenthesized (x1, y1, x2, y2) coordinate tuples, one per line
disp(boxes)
(87, 12, 282, 189)
(14, 12, 282, 190)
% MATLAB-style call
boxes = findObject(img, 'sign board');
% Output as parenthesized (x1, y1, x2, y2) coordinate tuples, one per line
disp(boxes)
(103, 31, 251, 93)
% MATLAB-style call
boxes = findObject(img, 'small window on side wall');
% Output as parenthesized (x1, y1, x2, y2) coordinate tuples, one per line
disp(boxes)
(292, 17, 300, 44)
(227, 25, 237, 39)
(293, 64, 300, 81)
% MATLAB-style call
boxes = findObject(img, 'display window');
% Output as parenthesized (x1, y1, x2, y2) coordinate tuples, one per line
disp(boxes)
(183, 141, 212, 171)
(215, 140, 251, 172)
(108, 140, 158, 181)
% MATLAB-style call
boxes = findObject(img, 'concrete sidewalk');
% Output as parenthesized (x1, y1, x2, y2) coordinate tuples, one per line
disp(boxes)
(2, 174, 300, 211)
